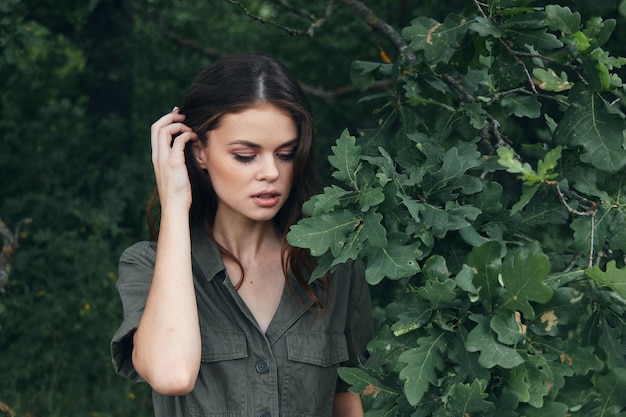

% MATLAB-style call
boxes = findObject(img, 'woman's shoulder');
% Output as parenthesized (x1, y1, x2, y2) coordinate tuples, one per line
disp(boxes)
(326, 259, 368, 297)
(119, 240, 158, 265)
(329, 259, 365, 281)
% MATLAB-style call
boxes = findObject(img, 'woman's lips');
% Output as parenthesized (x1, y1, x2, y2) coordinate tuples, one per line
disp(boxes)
(251, 192, 281, 207)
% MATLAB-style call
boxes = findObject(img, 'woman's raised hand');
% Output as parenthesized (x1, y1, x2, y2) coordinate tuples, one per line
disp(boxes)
(150, 107, 198, 211)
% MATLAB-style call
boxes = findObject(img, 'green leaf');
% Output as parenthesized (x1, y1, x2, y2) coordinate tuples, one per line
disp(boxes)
(554, 91, 626, 173)
(337, 367, 399, 405)
(466, 314, 525, 369)
(541, 339, 603, 375)
(595, 368, 626, 412)
(598, 317, 626, 369)
(466, 241, 504, 311)
(491, 310, 527, 345)
(364, 237, 421, 284)
(608, 206, 626, 252)
(455, 264, 480, 302)
(508, 28, 563, 51)
(571, 206, 612, 253)
(421, 255, 450, 282)
(586, 260, 626, 299)
(350, 60, 382, 91)
(530, 287, 588, 336)
(572, 30, 590, 52)
(358, 184, 385, 212)
(391, 297, 434, 337)
(286, 209, 359, 257)
(425, 143, 483, 198)
(584, 16, 616, 49)
(401, 194, 425, 223)
(418, 279, 460, 310)
(470, 16, 502, 38)
(422, 202, 481, 238)
(537, 146, 561, 179)
(362, 211, 387, 248)
(301, 185, 354, 216)
(545, 5, 580, 35)
(507, 353, 573, 408)
(442, 380, 495, 414)
(328, 129, 362, 186)
(516, 401, 569, 417)
(398, 330, 447, 405)
(500, 94, 542, 118)
(533, 68, 574, 92)
(402, 13, 470, 65)
(309, 252, 334, 282)
(512, 183, 541, 215)
(367, 324, 416, 375)
(449, 328, 491, 382)
(497, 146, 541, 184)
(498, 251, 554, 319)
(493, 391, 521, 417)
(503, 10, 549, 31)
(330, 222, 364, 266)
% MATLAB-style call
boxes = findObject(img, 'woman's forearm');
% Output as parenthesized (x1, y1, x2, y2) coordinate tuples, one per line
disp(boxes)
(132, 206, 201, 395)
(333, 392, 364, 417)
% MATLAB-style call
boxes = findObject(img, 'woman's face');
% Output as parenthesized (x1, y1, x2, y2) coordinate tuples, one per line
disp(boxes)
(193, 104, 298, 225)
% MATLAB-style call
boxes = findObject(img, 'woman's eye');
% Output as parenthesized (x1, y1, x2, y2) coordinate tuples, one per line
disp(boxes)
(277, 151, 296, 161)
(233, 154, 256, 163)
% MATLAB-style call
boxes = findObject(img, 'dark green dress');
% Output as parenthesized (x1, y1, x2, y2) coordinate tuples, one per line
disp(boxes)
(111, 225, 373, 417)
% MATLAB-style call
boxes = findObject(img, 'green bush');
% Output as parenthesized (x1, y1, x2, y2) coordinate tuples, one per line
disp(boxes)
(288, 1, 626, 415)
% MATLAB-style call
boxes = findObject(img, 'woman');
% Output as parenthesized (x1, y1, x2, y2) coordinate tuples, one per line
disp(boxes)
(111, 53, 373, 417)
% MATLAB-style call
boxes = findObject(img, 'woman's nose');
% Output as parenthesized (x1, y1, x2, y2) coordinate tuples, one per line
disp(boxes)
(256, 155, 279, 181)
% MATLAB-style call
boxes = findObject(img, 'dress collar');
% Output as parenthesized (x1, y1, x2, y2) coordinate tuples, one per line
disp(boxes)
(190, 223, 225, 283)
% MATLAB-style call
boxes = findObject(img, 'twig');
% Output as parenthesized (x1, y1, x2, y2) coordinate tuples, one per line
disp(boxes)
(545, 181, 597, 217)
(589, 210, 596, 267)
(564, 253, 582, 272)
(268, 0, 317, 20)
(440, 73, 520, 158)
(226, 0, 314, 36)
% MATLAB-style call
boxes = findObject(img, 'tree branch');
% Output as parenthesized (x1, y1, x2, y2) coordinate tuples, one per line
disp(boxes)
(0, 402, 16, 417)
(127, 0, 226, 59)
(336, 0, 416, 64)
(0, 216, 31, 295)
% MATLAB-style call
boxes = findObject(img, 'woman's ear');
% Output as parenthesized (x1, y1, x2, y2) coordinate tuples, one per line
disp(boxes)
(192, 141, 208, 170)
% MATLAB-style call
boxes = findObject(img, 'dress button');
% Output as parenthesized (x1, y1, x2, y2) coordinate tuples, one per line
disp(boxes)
(258, 412, 271, 417)
(255, 359, 270, 374)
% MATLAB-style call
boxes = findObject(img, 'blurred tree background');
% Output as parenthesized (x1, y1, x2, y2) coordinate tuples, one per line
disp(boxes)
(1, 0, 626, 416)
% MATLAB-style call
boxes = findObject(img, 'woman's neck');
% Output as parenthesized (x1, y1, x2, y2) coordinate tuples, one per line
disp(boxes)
(212, 218, 282, 262)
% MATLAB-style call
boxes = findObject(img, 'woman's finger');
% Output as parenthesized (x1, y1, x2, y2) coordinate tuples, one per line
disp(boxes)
(170, 130, 198, 153)
(151, 121, 193, 162)
(154, 122, 194, 163)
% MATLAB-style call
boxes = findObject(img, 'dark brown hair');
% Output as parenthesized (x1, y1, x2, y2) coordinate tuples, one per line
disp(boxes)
(147, 53, 327, 309)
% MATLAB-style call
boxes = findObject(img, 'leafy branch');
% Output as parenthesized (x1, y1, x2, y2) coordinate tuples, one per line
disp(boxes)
(472, 0, 589, 92)
(287, 2, 626, 415)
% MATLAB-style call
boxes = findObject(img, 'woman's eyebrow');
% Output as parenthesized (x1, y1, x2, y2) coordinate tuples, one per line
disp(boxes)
(277, 138, 299, 149)
(227, 138, 299, 148)
(227, 140, 260, 148)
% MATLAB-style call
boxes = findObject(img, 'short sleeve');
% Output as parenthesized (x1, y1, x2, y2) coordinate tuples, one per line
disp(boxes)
(110, 241, 157, 383)
(335, 260, 374, 393)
